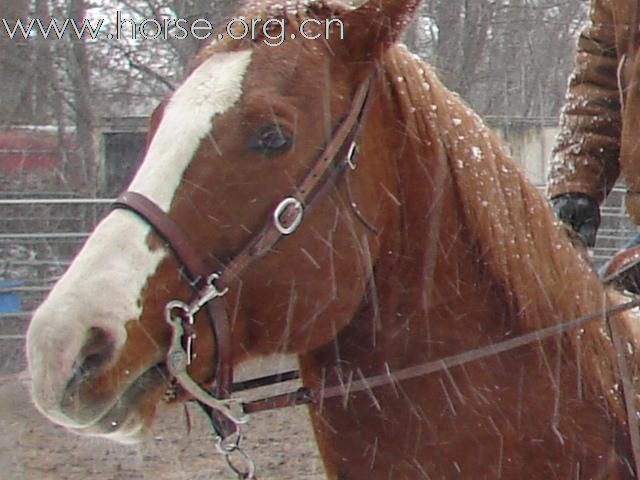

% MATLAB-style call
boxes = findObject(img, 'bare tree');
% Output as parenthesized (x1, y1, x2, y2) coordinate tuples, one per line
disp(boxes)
(0, 0, 37, 125)
(420, 0, 587, 120)
(0, 0, 588, 192)
(66, 0, 99, 190)
(0, 0, 239, 192)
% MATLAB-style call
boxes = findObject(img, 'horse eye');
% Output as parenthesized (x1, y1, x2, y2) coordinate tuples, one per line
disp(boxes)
(249, 125, 292, 157)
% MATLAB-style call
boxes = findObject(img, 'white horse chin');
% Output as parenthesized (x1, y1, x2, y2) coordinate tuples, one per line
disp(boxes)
(33, 359, 168, 443)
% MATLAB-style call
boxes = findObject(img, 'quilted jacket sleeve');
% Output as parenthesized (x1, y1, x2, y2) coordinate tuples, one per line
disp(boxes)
(547, 0, 622, 203)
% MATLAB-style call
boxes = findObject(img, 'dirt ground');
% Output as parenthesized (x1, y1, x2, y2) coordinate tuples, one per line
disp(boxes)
(0, 362, 326, 480)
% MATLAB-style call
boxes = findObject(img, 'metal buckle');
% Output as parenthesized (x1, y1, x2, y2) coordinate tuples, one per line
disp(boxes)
(196, 273, 229, 310)
(273, 197, 304, 235)
(164, 273, 228, 365)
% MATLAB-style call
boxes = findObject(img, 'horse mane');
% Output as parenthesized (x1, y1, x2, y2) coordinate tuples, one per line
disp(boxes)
(381, 45, 629, 416)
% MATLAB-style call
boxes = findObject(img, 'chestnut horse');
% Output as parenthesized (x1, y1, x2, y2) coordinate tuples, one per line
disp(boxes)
(26, 0, 640, 478)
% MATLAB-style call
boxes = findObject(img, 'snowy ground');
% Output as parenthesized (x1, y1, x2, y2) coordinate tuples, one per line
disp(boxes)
(0, 363, 325, 480)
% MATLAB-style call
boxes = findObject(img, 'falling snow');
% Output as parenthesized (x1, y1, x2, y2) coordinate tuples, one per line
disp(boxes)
(4, 1, 640, 479)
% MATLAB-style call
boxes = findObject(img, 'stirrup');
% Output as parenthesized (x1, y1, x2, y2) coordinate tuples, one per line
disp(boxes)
(600, 245, 640, 294)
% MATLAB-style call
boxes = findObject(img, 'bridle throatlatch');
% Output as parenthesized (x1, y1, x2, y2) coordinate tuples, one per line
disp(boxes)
(112, 74, 376, 478)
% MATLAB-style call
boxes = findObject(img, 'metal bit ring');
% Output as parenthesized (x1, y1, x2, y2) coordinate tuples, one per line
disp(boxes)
(225, 446, 256, 480)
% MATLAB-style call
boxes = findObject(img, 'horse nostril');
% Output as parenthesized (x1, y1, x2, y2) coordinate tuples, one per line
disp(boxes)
(68, 327, 116, 390)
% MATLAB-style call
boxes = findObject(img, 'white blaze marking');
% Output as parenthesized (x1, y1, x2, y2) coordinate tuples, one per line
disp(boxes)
(27, 49, 253, 424)
(129, 49, 254, 211)
(27, 213, 166, 420)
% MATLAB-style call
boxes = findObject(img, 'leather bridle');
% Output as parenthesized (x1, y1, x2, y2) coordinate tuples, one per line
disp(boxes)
(112, 69, 640, 479)
(112, 73, 376, 476)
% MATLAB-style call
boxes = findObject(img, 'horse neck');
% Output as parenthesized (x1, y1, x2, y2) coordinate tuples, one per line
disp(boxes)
(377, 45, 627, 416)
(300, 45, 626, 419)
(297, 54, 508, 383)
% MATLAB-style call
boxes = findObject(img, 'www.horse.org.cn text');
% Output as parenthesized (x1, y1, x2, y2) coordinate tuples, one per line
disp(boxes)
(1, 12, 346, 47)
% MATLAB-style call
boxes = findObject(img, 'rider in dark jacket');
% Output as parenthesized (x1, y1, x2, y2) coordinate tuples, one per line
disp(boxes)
(548, 0, 640, 250)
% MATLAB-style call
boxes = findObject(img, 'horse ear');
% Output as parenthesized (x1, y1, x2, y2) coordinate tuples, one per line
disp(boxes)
(310, 0, 422, 62)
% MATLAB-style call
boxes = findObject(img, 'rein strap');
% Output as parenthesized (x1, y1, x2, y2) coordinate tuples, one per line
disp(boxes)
(241, 296, 640, 414)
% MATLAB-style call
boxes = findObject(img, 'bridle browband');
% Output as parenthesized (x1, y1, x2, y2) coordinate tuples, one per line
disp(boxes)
(112, 70, 640, 479)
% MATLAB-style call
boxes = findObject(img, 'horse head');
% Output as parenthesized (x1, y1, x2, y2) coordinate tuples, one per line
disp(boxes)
(26, 0, 419, 444)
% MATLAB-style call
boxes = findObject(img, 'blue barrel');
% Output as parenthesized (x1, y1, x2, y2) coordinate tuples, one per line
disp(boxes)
(0, 279, 23, 314)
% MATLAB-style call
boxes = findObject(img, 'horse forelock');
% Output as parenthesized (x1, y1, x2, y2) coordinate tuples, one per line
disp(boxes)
(381, 45, 629, 419)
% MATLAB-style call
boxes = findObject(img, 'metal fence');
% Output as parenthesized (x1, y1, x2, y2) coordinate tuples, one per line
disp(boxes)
(0, 188, 637, 375)
(592, 187, 638, 264)
(0, 197, 113, 374)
